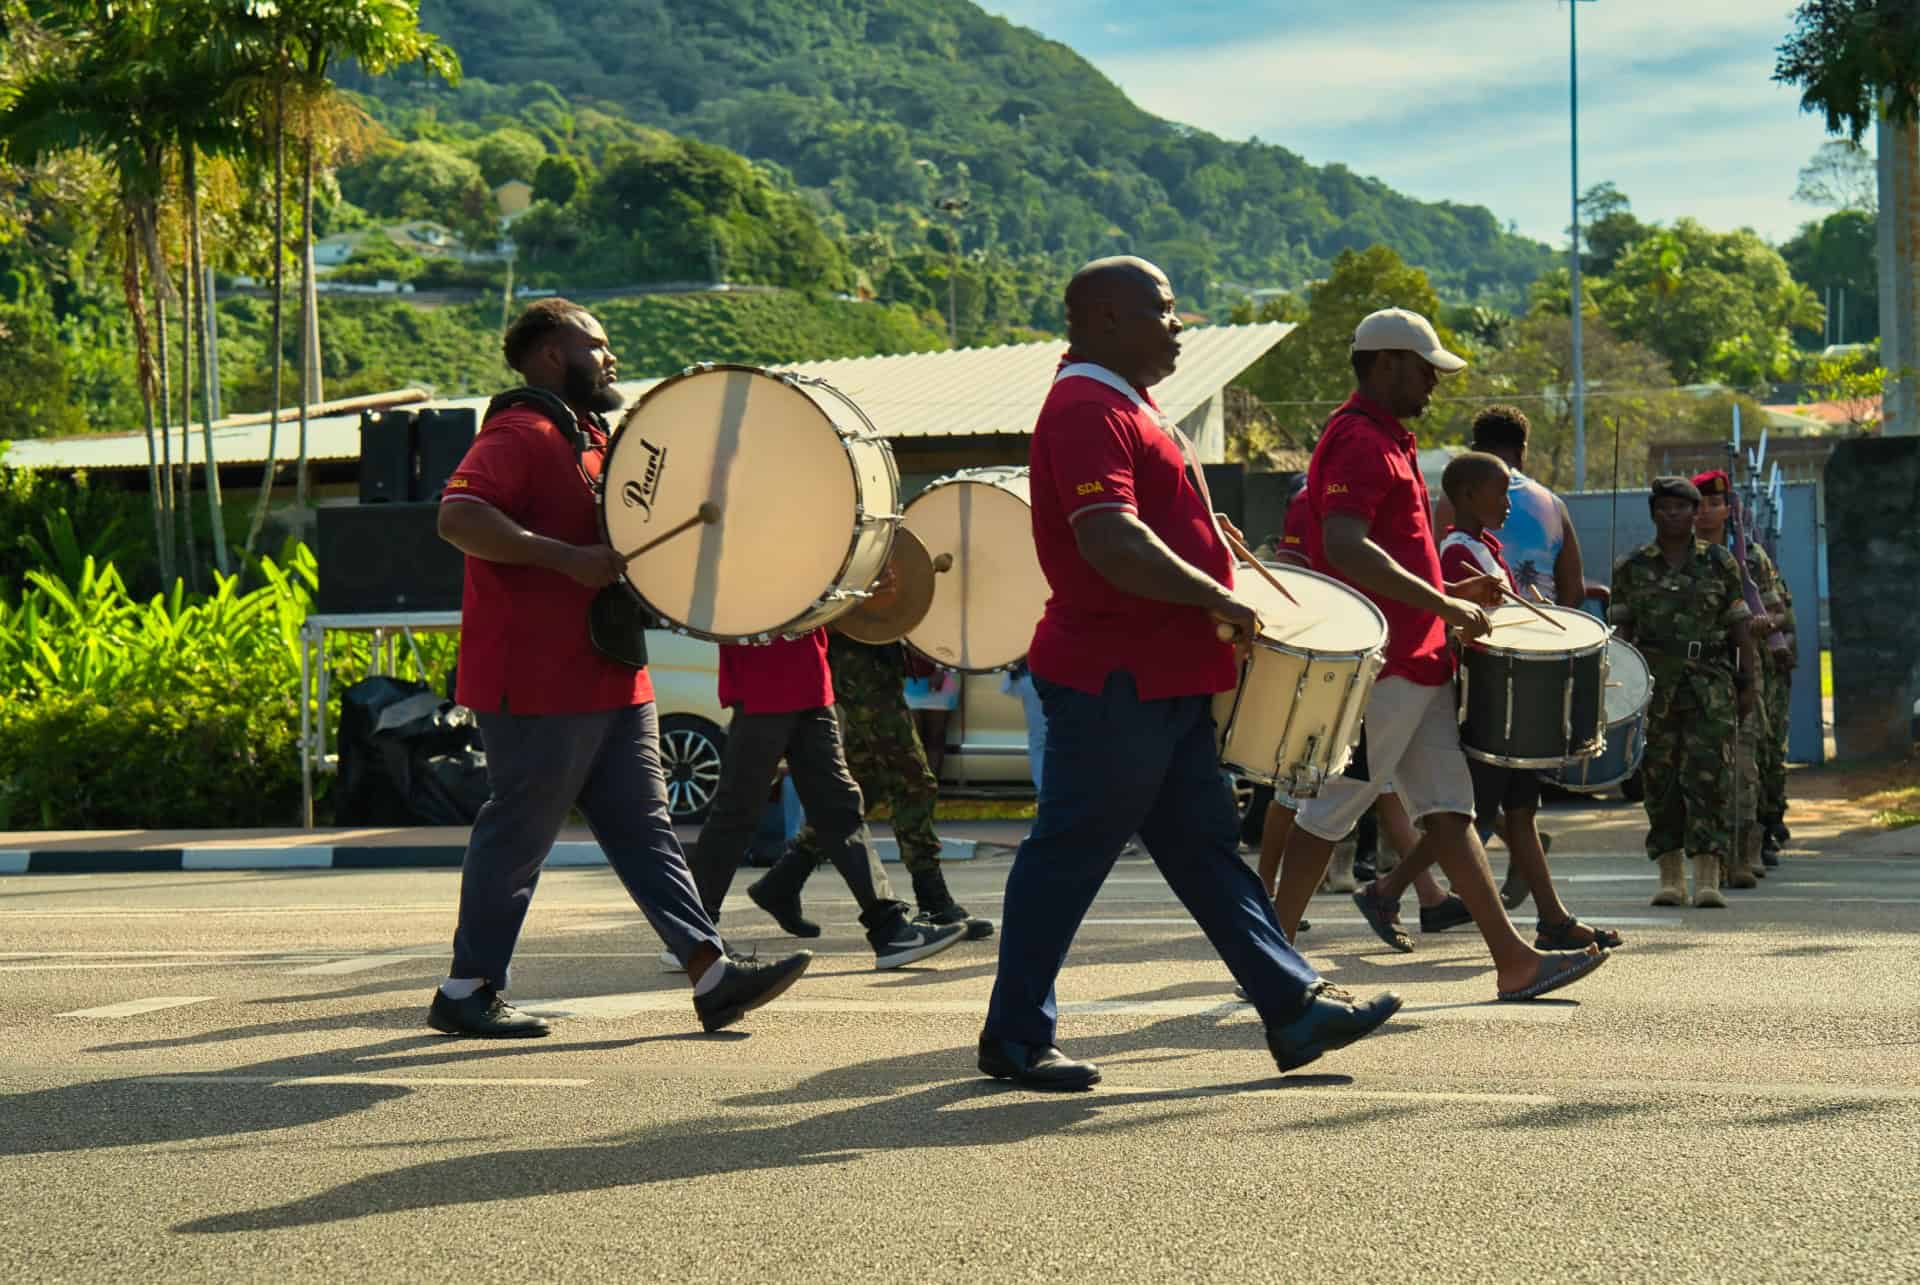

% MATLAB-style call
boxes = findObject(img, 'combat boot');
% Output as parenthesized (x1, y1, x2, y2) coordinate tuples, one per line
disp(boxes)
(1651, 852, 1687, 907)
(747, 845, 821, 939)
(1323, 839, 1359, 893)
(1726, 835, 1759, 889)
(1691, 854, 1728, 909)
(1746, 825, 1768, 879)
(910, 866, 992, 941)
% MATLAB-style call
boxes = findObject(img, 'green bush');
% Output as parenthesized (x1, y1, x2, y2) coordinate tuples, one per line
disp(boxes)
(0, 681, 301, 829)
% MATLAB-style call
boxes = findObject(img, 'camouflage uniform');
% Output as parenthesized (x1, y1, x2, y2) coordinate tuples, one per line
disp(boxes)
(1731, 540, 1788, 874)
(1760, 570, 1796, 829)
(791, 634, 942, 875)
(1609, 539, 1752, 862)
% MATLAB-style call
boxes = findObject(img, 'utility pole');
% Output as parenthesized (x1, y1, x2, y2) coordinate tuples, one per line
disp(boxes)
(1568, 0, 1598, 489)
(936, 194, 968, 347)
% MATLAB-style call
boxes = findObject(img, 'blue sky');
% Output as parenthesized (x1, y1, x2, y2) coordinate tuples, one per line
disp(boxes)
(977, 1, 1858, 249)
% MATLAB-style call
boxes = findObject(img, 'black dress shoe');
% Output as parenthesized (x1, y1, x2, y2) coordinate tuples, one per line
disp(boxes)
(747, 876, 821, 938)
(1265, 981, 1403, 1072)
(427, 984, 551, 1039)
(977, 1033, 1101, 1090)
(694, 951, 813, 1032)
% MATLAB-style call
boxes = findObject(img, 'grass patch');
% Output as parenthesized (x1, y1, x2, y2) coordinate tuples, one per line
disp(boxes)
(1821, 650, 1833, 700)
(865, 797, 1036, 822)
(1868, 785, 1920, 830)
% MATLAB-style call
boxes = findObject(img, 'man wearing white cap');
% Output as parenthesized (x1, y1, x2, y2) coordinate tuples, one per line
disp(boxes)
(1267, 308, 1610, 1001)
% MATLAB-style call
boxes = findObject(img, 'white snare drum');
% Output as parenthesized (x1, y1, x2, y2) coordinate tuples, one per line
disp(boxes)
(900, 467, 1050, 673)
(602, 364, 899, 641)
(1213, 563, 1388, 799)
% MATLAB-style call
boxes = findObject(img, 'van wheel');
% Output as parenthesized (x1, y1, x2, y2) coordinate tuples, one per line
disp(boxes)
(660, 715, 726, 824)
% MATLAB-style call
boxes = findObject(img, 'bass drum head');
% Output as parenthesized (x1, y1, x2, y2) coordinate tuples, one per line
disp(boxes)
(902, 469, 1049, 672)
(1235, 562, 1388, 655)
(1605, 636, 1652, 725)
(605, 367, 863, 640)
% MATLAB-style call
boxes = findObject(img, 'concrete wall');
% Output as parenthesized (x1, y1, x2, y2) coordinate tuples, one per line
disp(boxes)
(1825, 437, 1920, 757)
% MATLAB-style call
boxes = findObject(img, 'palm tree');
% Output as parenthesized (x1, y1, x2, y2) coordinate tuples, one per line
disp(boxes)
(282, 0, 459, 511)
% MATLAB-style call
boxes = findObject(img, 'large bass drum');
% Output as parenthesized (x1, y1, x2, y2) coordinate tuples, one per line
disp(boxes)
(1214, 563, 1387, 798)
(900, 467, 1050, 673)
(601, 364, 899, 642)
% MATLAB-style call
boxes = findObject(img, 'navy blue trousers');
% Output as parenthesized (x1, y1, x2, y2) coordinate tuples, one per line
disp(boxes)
(984, 673, 1321, 1047)
(450, 703, 723, 986)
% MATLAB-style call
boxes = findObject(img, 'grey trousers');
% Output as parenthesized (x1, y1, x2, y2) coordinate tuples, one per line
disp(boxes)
(688, 705, 909, 940)
(450, 703, 723, 985)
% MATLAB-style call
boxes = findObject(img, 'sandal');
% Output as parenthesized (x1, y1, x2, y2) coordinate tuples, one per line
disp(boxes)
(1352, 886, 1414, 953)
(1498, 947, 1608, 1002)
(1534, 917, 1623, 951)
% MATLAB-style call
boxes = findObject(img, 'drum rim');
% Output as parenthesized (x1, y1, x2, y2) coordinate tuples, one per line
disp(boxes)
(1464, 736, 1608, 769)
(599, 363, 899, 643)
(1542, 719, 1647, 791)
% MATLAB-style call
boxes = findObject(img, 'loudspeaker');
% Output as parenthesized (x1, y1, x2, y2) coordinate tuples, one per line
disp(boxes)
(414, 407, 476, 501)
(359, 409, 416, 504)
(315, 503, 466, 614)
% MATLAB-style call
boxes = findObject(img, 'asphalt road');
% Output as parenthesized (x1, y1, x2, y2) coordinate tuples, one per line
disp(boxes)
(4, 805, 1917, 1283)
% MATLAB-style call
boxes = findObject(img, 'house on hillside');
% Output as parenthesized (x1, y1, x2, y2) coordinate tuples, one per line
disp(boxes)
(494, 180, 534, 225)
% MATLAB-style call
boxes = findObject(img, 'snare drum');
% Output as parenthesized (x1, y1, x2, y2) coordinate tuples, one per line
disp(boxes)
(900, 467, 1050, 673)
(1213, 563, 1388, 798)
(1543, 636, 1652, 793)
(1459, 605, 1609, 768)
(601, 364, 899, 642)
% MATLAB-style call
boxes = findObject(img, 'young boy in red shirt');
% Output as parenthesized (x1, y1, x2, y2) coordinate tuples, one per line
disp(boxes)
(1439, 452, 1619, 951)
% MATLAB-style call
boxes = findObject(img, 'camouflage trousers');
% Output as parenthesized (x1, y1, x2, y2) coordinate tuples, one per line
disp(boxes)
(1732, 703, 1770, 865)
(1760, 669, 1792, 820)
(1641, 688, 1735, 861)
(790, 683, 943, 875)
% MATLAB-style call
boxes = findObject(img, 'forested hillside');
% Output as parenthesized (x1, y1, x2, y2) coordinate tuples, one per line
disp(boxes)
(361, 0, 1553, 305)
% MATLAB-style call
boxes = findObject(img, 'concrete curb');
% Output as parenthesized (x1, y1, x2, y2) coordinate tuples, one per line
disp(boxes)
(0, 837, 982, 875)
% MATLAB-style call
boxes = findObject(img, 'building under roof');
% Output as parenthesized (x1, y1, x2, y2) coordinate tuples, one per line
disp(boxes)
(3, 322, 1294, 491)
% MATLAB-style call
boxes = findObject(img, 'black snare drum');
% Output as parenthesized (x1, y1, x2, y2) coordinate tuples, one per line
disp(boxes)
(1458, 605, 1609, 768)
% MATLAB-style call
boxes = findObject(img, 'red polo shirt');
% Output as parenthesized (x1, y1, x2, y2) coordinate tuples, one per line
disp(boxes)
(1439, 526, 1518, 595)
(1027, 359, 1236, 700)
(443, 404, 654, 716)
(1306, 393, 1453, 685)
(717, 630, 833, 715)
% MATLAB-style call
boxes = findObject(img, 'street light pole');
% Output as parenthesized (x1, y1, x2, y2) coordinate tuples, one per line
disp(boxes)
(1568, 0, 1597, 490)
(936, 195, 968, 348)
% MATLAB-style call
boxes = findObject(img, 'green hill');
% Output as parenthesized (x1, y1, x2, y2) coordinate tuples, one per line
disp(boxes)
(361, 0, 1551, 307)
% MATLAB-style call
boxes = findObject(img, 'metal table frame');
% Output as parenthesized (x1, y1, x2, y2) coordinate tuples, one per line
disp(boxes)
(299, 610, 463, 828)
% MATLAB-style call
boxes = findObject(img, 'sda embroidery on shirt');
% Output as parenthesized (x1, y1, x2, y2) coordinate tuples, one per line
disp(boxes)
(1076, 480, 1105, 496)
(445, 477, 470, 489)
(1326, 482, 1349, 495)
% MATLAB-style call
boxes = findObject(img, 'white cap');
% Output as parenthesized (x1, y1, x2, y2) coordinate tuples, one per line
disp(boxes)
(1351, 308, 1467, 372)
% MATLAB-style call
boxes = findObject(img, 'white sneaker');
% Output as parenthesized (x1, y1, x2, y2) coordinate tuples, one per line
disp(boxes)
(872, 919, 967, 970)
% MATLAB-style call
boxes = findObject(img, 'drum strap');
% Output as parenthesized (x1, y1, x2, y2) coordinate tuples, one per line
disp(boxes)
(1055, 362, 1225, 541)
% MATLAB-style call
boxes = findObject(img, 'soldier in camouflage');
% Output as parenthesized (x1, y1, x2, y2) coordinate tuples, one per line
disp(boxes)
(1759, 571, 1797, 860)
(1608, 476, 1760, 908)
(1692, 469, 1794, 886)
(747, 632, 993, 940)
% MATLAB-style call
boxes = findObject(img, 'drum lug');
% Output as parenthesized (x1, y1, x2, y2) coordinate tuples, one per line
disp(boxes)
(1457, 662, 1469, 726)
(821, 588, 875, 604)
(854, 505, 907, 524)
(1562, 661, 1575, 754)
(1503, 661, 1514, 743)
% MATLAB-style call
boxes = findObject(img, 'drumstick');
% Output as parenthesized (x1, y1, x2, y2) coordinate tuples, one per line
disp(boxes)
(621, 502, 719, 563)
(1218, 528, 1302, 607)
(1497, 581, 1565, 631)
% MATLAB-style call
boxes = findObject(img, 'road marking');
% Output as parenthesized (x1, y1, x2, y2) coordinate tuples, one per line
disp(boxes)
(285, 953, 427, 976)
(521, 992, 1574, 1025)
(58, 996, 214, 1018)
(4, 959, 322, 973)
(132, 1074, 592, 1088)
(0, 852, 27, 875)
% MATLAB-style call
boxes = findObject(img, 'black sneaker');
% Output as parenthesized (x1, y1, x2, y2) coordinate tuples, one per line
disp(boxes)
(872, 918, 967, 970)
(693, 951, 813, 1033)
(427, 984, 551, 1039)
(919, 903, 994, 940)
(1419, 894, 1474, 934)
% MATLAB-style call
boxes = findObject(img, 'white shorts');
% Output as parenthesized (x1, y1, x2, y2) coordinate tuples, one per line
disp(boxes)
(1293, 677, 1476, 841)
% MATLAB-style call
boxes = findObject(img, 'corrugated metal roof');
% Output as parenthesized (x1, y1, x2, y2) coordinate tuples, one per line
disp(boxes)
(2, 322, 1291, 473)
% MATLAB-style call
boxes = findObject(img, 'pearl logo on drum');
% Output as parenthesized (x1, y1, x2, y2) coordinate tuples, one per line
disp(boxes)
(622, 438, 668, 520)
